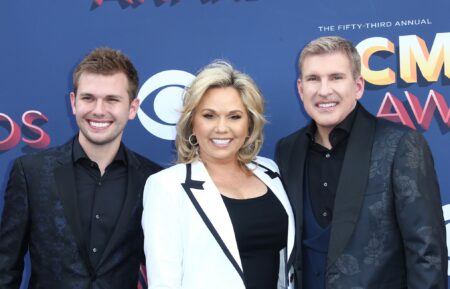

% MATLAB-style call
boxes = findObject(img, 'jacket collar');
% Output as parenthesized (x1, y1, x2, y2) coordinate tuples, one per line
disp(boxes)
(54, 138, 95, 276)
(327, 104, 376, 268)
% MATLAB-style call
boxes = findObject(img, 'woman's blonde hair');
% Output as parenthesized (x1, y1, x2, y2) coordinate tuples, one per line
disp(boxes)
(176, 60, 266, 170)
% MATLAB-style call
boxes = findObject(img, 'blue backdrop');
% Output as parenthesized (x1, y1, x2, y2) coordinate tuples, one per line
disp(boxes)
(1, 0, 449, 287)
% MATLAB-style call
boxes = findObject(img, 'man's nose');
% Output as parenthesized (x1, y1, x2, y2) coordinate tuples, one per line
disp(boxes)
(92, 100, 106, 115)
(318, 80, 333, 96)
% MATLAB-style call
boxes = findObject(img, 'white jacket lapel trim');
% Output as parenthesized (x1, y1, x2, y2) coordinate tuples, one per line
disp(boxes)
(190, 161, 243, 271)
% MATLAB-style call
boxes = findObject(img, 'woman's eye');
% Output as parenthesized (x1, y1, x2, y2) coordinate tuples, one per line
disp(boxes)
(230, 115, 242, 120)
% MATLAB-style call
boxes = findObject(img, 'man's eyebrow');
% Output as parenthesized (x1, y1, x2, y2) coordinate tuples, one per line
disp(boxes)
(302, 73, 318, 78)
(105, 94, 123, 99)
(79, 92, 94, 97)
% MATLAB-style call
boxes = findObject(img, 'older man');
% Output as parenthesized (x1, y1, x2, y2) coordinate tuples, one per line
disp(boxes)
(276, 36, 447, 289)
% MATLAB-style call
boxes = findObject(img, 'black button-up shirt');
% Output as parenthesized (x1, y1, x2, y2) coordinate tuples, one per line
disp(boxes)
(72, 137, 128, 266)
(306, 104, 358, 228)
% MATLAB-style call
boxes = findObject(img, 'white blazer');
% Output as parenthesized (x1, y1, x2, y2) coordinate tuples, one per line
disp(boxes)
(142, 156, 295, 289)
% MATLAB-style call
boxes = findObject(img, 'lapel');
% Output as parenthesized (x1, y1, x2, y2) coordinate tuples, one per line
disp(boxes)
(97, 148, 144, 268)
(182, 161, 244, 280)
(54, 139, 96, 277)
(327, 105, 377, 268)
(252, 160, 296, 268)
(286, 130, 310, 237)
(182, 160, 296, 282)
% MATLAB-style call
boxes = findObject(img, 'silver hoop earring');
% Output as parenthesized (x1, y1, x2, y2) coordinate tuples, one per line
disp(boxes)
(188, 134, 198, 146)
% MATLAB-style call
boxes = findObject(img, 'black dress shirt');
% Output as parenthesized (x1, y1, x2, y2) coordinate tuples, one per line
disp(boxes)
(73, 137, 128, 266)
(305, 104, 358, 228)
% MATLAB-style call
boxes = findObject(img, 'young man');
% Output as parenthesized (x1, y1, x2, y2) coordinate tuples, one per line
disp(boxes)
(276, 36, 447, 289)
(0, 48, 161, 288)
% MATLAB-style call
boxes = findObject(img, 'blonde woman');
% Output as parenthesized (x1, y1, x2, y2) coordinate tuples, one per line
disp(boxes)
(142, 61, 295, 289)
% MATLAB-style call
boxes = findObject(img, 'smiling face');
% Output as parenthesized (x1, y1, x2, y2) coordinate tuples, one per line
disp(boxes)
(192, 86, 249, 166)
(298, 51, 364, 138)
(70, 72, 139, 150)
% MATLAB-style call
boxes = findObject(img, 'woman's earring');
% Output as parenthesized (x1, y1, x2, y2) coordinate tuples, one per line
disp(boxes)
(188, 134, 198, 146)
(243, 142, 255, 154)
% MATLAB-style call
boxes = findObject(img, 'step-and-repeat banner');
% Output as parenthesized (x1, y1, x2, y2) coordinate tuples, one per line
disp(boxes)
(1, 1, 449, 287)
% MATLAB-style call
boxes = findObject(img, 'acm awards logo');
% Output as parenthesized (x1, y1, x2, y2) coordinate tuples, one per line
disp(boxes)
(355, 32, 450, 130)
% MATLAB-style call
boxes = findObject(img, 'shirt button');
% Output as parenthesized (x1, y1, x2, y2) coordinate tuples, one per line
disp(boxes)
(323, 182, 328, 187)
(322, 211, 328, 217)
(325, 153, 331, 158)
(98, 181, 102, 186)
(95, 214, 100, 220)
(92, 248, 97, 253)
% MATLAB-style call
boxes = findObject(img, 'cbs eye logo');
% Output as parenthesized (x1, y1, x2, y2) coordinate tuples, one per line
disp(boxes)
(137, 70, 195, 140)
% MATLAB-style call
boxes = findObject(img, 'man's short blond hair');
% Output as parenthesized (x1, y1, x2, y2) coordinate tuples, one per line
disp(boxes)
(298, 36, 361, 80)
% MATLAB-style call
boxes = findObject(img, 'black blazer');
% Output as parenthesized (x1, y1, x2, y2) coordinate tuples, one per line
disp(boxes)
(276, 104, 447, 289)
(0, 137, 161, 289)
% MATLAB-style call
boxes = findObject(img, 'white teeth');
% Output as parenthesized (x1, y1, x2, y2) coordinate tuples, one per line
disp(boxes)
(318, 103, 337, 108)
(212, 139, 231, 145)
(90, 121, 110, 128)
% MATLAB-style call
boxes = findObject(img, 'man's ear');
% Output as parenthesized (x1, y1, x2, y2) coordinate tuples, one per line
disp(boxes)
(128, 98, 140, 120)
(70, 92, 76, 115)
(355, 75, 365, 100)
(297, 78, 304, 102)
